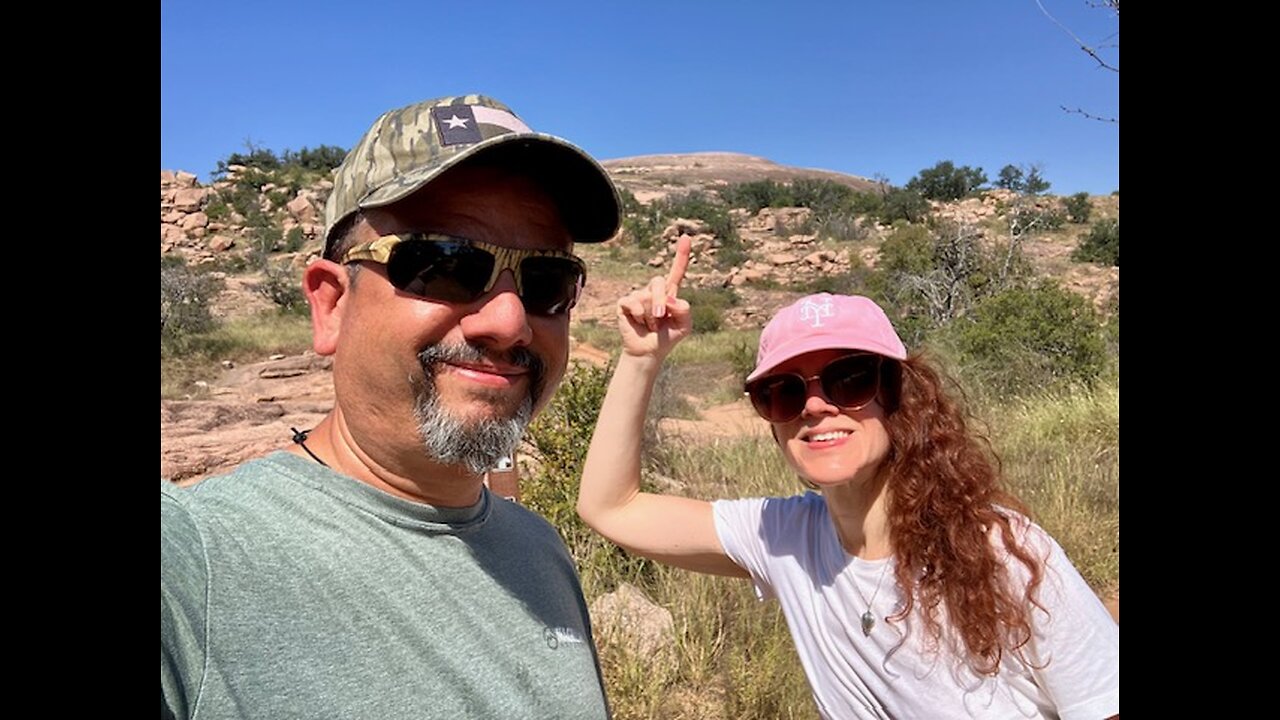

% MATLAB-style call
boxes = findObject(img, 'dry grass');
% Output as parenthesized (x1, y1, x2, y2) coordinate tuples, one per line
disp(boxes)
(160, 311, 313, 398)
(987, 379, 1120, 591)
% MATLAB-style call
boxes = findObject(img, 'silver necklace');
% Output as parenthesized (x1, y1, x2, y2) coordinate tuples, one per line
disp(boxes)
(859, 561, 891, 636)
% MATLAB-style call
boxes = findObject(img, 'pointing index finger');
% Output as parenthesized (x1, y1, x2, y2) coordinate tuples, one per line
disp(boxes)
(666, 235, 692, 296)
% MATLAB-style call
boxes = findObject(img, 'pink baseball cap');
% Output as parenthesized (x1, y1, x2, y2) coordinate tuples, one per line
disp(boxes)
(746, 293, 908, 382)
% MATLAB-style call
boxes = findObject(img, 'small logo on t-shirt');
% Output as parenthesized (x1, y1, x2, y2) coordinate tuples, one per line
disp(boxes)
(543, 626, 585, 650)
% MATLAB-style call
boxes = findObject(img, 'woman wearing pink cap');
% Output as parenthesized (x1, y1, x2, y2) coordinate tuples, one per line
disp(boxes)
(578, 239, 1118, 719)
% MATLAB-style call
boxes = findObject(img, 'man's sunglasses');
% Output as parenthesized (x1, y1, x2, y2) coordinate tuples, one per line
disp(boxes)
(744, 353, 884, 424)
(341, 233, 586, 316)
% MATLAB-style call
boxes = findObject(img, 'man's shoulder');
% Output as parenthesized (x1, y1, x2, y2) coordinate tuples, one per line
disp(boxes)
(487, 494, 564, 536)
(161, 452, 310, 526)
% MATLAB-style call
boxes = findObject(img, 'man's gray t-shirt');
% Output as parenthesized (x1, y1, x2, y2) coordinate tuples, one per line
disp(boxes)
(161, 452, 609, 719)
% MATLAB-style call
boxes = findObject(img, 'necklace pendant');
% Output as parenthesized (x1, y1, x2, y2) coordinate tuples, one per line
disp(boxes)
(860, 610, 876, 636)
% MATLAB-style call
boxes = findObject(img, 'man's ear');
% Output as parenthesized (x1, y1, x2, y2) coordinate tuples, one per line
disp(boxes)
(303, 260, 349, 356)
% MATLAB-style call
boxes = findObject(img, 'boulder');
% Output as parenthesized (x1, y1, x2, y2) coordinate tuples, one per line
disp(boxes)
(589, 583, 675, 661)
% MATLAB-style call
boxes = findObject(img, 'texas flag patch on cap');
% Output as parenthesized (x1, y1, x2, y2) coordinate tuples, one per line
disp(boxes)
(432, 106, 483, 145)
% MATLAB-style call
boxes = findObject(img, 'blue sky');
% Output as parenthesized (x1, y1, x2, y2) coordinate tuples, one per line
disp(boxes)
(161, 1, 1119, 194)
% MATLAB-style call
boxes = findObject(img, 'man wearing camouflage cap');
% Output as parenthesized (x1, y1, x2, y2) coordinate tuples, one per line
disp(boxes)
(161, 95, 620, 719)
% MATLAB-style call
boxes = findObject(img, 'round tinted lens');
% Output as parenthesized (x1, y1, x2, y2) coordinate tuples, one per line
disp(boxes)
(747, 374, 807, 423)
(519, 256, 584, 315)
(388, 240, 493, 303)
(820, 354, 881, 409)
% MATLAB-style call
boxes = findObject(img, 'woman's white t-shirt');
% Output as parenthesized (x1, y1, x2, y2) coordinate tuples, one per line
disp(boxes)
(712, 493, 1119, 719)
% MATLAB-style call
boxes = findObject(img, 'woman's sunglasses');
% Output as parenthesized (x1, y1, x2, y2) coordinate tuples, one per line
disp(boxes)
(340, 233, 587, 316)
(744, 353, 884, 423)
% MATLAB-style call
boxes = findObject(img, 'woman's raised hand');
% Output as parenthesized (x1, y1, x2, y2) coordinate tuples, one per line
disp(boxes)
(616, 236, 693, 360)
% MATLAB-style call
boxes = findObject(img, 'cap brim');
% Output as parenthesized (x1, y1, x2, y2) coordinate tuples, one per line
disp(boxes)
(358, 132, 621, 243)
(745, 334, 908, 382)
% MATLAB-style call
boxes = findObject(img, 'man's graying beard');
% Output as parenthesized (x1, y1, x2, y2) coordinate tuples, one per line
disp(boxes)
(413, 343, 546, 476)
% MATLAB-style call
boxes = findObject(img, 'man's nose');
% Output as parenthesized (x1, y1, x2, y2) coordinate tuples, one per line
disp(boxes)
(458, 269, 533, 350)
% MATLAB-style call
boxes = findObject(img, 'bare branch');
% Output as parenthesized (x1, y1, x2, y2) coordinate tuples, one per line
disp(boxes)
(1060, 105, 1119, 124)
(1035, 0, 1119, 73)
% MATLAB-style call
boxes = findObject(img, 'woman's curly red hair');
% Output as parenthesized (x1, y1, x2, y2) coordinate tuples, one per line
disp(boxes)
(878, 353, 1045, 676)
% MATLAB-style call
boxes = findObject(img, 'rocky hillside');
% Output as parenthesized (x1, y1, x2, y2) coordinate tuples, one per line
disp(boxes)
(160, 152, 1118, 318)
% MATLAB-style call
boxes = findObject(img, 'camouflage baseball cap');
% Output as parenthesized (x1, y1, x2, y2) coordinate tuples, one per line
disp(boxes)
(323, 94, 621, 255)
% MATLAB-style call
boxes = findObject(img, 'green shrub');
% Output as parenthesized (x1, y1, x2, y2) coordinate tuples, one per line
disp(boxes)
(817, 212, 867, 243)
(1037, 209, 1066, 231)
(947, 284, 1106, 396)
(1073, 219, 1119, 266)
(876, 223, 934, 275)
(266, 189, 292, 210)
(730, 337, 757, 384)
(214, 144, 348, 179)
(254, 261, 307, 315)
(845, 191, 882, 216)
(525, 361, 607, 539)
(789, 178, 857, 217)
(876, 188, 929, 224)
(715, 238, 749, 269)
(682, 286, 738, 333)
(796, 266, 873, 296)
(213, 146, 280, 177)
(620, 190, 738, 260)
(719, 180, 793, 212)
(905, 160, 988, 201)
(204, 197, 231, 222)
(1006, 197, 1066, 236)
(1064, 192, 1092, 224)
(525, 362, 655, 581)
(280, 145, 348, 173)
(161, 257, 224, 355)
(621, 214, 658, 251)
(663, 191, 737, 244)
(209, 251, 252, 275)
(719, 179, 869, 245)
(283, 226, 306, 253)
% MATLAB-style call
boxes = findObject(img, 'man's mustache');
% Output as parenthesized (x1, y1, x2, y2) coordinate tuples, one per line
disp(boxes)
(417, 343, 546, 403)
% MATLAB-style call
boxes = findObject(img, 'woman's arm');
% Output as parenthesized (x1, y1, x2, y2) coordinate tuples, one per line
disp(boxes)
(577, 238, 747, 578)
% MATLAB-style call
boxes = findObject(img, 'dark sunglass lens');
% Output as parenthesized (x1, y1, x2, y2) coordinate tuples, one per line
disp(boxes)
(821, 355, 880, 409)
(519, 257, 584, 315)
(748, 375, 807, 423)
(388, 240, 493, 303)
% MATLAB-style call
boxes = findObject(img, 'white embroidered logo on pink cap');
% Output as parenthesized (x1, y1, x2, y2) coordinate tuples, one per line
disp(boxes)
(799, 297, 834, 328)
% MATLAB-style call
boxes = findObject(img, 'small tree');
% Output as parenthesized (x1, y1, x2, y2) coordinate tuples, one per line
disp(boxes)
(905, 161, 988, 201)
(996, 163, 1051, 195)
(996, 165, 1024, 191)
(1022, 165, 1051, 195)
